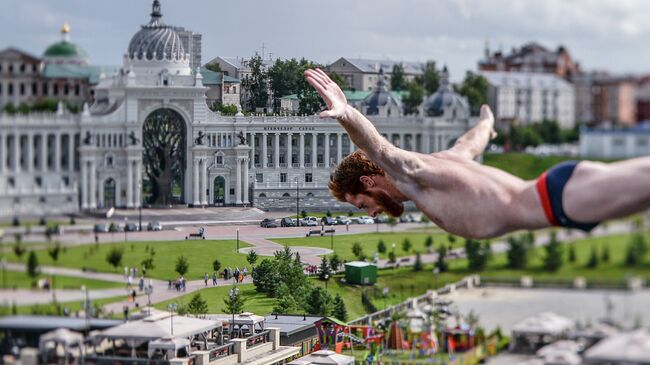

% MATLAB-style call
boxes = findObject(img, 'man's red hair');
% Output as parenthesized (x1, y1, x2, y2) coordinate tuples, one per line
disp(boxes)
(328, 150, 384, 201)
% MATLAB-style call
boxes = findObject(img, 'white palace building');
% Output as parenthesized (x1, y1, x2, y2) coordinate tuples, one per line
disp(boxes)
(0, 1, 474, 218)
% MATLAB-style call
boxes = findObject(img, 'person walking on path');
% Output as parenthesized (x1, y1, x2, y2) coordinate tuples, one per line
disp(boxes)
(212, 271, 218, 286)
(204, 273, 209, 286)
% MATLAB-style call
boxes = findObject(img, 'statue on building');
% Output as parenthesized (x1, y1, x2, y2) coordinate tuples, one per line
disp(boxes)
(237, 131, 246, 145)
(129, 131, 140, 146)
(194, 131, 205, 146)
(83, 131, 93, 145)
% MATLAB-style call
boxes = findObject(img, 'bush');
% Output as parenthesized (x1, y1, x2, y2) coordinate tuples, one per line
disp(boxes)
(352, 242, 364, 260)
(212, 259, 221, 273)
(465, 239, 491, 271)
(106, 247, 124, 269)
(436, 245, 448, 272)
(175, 256, 189, 276)
(402, 238, 412, 253)
(586, 246, 599, 269)
(377, 240, 386, 254)
(543, 232, 563, 271)
(361, 289, 378, 313)
(625, 233, 648, 267)
(413, 252, 423, 271)
(187, 293, 209, 315)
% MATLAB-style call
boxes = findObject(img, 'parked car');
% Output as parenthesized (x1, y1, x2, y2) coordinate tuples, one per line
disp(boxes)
(108, 222, 123, 232)
(335, 216, 350, 225)
(280, 217, 296, 227)
(321, 217, 336, 226)
(94, 224, 109, 233)
(357, 216, 375, 224)
(147, 221, 163, 231)
(260, 218, 278, 228)
(302, 216, 319, 226)
(374, 215, 389, 224)
(399, 214, 415, 223)
(124, 223, 139, 232)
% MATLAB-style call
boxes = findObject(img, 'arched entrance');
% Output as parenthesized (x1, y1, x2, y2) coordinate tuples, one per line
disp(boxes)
(103, 178, 116, 208)
(213, 176, 225, 206)
(142, 108, 186, 205)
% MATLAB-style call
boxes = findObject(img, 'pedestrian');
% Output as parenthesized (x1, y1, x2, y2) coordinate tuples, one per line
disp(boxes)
(95, 234, 99, 245)
(123, 305, 129, 321)
(138, 277, 144, 292)
(204, 273, 209, 286)
(127, 275, 133, 289)
(212, 271, 217, 286)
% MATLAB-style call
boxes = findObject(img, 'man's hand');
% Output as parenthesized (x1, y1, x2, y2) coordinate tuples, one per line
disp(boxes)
(480, 104, 497, 140)
(304, 68, 349, 120)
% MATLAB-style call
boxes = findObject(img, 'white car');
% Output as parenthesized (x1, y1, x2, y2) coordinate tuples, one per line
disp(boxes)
(357, 216, 375, 224)
(302, 216, 319, 226)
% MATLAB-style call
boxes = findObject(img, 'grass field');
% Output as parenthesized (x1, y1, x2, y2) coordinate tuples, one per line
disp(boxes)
(1, 270, 121, 290)
(154, 284, 276, 315)
(4, 296, 128, 319)
(482, 153, 617, 180)
(271, 231, 453, 261)
(5, 240, 252, 281)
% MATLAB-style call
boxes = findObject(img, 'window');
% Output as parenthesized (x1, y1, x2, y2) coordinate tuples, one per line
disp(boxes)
(35, 177, 42, 187)
(42, 83, 48, 95)
(612, 138, 625, 147)
(19, 64, 25, 73)
(259, 193, 266, 198)
(282, 193, 291, 197)
(8, 83, 13, 95)
(305, 173, 312, 183)
(216, 155, 223, 165)
(229, 188, 235, 195)
(8, 177, 15, 188)
(53, 84, 58, 95)
(62, 176, 70, 186)
(256, 173, 263, 183)
(280, 173, 287, 183)
(75, 84, 80, 96)
(307, 192, 314, 198)
(19, 83, 25, 95)
(106, 155, 114, 168)
(64, 84, 69, 95)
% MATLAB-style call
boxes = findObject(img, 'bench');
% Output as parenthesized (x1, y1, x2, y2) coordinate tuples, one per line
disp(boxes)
(306, 229, 322, 237)
(321, 229, 336, 236)
(185, 233, 206, 240)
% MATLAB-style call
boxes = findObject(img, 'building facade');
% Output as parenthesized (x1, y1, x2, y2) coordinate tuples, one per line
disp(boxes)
(579, 124, 650, 159)
(0, 0, 472, 218)
(480, 70, 576, 129)
(326, 57, 423, 92)
(479, 42, 581, 80)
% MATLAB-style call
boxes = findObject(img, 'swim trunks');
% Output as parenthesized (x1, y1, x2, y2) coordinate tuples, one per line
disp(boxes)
(535, 160, 599, 232)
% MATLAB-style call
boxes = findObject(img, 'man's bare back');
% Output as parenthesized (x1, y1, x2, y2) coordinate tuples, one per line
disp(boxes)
(305, 68, 650, 239)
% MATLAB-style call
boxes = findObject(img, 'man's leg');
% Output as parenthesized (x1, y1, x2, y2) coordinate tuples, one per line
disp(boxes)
(563, 157, 650, 223)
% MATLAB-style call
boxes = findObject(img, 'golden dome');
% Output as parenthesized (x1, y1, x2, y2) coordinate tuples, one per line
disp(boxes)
(61, 22, 70, 34)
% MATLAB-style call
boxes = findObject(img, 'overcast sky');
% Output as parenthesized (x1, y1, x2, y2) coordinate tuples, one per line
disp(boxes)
(2, 0, 650, 81)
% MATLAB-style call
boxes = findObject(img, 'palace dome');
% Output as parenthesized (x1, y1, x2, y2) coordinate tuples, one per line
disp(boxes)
(126, 0, 186, 62)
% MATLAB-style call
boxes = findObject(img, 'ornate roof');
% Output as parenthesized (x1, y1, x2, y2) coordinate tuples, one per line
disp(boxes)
(423, 66, 469, 117)
(126, 0, 186, 62)
(360, 68, 403, 116)
(43, 23, 88, 64)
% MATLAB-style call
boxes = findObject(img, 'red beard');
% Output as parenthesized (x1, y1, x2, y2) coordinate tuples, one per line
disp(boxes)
(365, 190, 404, 217)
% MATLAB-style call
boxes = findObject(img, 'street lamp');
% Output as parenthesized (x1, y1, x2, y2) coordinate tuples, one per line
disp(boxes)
(236, 228, 240, 253)
(138, 181, 142, 232)
(124, 217, 128, 242)
(229, 287, 240, 338)
(145, 279, 153, 307)
(81, 285, 90, 331)
(295, 177, 300, 226)
(167, 303, 178, 336)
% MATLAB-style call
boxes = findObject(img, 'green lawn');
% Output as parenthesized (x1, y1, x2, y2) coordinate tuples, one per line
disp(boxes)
(154, 284, 276, 315)
(0, 270, 121, 290)
(483, 153, 616, 180)
(4, 296, 129, 319)
(5, 240, 252, 281)
(271, 231, 452, 261)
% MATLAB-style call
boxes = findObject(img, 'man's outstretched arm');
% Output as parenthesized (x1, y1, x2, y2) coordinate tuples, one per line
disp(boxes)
(448, 105, 497, 160)
(304, 68, 424, 182)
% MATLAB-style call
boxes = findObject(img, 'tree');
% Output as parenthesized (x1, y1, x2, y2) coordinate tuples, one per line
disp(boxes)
(187, 293, 209, 315)
(414, 251, 423, 271)
(240, 53, 269, 112)
(205, 61, 223, 74)
(568, 245, 577, 263)
(416, 61, 440, 95)
(602, 244, 610, 263)
(459, 71, 488, 116)
(318, 256, 331, 280)
(252, 259, 278, 294)
(246, 250, 258, 266)
(175, 256, 189, 276)
(402, 238, 412, 253)
(436, 245, 448, 272)
(587, 246, 599, 269)
(13, 239, 26, 260)
(425, 236, 434, 252)
(506, 234, 532, 269)
(465, 239, 491, 271)
(332, 294, 348, 321)
(26, 251, 40, 283)
(391, 63, 406, 91)
(543, 232, 563, 271)
(297, 59, 327, 115)
(223, 285, 246, 315)
(402, 81, 424, 115)
(268, 58, 302, 112)
(329, 254, 341, 273)
(212, 259, 222, 273)
(141, 252, 155, 274)
(352, 242, 364, 260)
(306, 287, 332, 316)
(377, 240, 386, 254)
(273, 283, 299, 314)
(388, 251, 397, 265)
(447, 235, 457, 245)
(625, 233, 648, 266)
(105, 247, 124, 269)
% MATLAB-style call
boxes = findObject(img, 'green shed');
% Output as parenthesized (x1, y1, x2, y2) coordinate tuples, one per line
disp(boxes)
(344, 261, 377, 285)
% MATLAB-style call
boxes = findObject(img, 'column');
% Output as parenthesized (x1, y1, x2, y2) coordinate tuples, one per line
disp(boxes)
(0, 133, 4, 172)
(324, 133, 330, 168)
(54, 132, 61, 172)
(262, 133, 268, 168)
(242, 158, 249, 204)
(286, 133, 292, 168)
(40, 134, 48, 172)
(274, 133, 280, 168)
(311, 133, 317, 167)
(89, 160, 97, 208)
(127, 159, 134, 208)
(27, 132, 34, 172)
(193, 159, 200, 205)
(135, 160, 142, 208)
(68, 133, 74, 172)
(201, 158, 208, 205)
(13, 134, 19, 172)
(249, 132, 255, 168)
(235, 157, 242, 204)
(349, 135, 356, 153)
(336, 133, 342, 163)
(81, 160, 88, 209)
(299, 133, 305, 168)
(423, 133, 430, 153)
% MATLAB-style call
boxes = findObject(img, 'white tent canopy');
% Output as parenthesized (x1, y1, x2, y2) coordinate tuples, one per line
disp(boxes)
(584, 329, 650, 364)
(39, 328, 85, 361)
(536, 340, 582, 357)
(287, 350, 355, 365)
(147, 338, 191, 358)
(512, 312, 574, 336)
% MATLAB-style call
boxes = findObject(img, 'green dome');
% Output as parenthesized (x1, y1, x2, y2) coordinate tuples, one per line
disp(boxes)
(43, 41, 88, 60)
